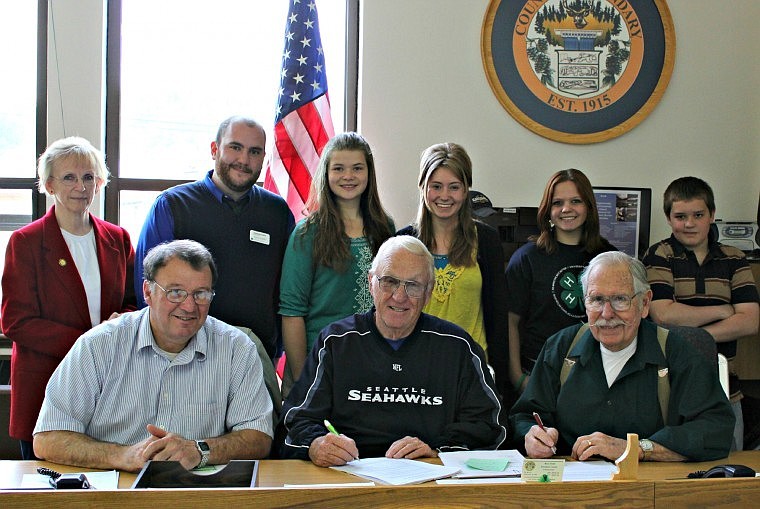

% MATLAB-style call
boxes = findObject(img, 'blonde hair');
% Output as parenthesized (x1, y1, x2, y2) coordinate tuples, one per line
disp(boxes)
(37, 137, 109, 195)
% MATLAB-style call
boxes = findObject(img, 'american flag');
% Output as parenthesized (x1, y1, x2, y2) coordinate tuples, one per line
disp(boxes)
(264, 0, 335, 221)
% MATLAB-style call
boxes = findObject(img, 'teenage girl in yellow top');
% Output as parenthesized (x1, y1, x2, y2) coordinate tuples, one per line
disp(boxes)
(397, 142, 510, 400)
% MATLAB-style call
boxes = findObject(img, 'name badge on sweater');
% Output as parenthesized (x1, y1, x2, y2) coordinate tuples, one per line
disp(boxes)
(250, 230, 270, 245)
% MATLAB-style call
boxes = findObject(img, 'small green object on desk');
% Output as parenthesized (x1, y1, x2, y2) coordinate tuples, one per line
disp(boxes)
(538, 473, 551, 483)
(465, 458, 510, 471)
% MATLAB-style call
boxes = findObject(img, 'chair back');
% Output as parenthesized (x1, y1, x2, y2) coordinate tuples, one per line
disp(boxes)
(717, 353, 730, 398)
(665, 325, 718, 375)
(235, 326, 283, 429)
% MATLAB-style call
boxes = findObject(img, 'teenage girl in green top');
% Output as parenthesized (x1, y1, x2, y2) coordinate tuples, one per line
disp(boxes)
(279, 132, 393, 394)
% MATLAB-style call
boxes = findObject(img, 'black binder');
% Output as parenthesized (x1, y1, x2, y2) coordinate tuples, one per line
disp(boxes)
(131, 460, 258, 488)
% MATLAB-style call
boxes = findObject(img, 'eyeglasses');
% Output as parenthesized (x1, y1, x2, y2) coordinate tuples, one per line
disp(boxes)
(374, 275, 426, 299)
(150, 281, 215, 305)
(584, 292, 641, 312)
(49, 174, 97, 188)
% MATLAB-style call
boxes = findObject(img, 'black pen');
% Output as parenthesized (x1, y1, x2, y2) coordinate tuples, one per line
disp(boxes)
(532, 412, 557, 454)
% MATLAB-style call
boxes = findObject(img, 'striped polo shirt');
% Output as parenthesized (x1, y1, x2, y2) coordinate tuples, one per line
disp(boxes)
(643, 232, 759, 357)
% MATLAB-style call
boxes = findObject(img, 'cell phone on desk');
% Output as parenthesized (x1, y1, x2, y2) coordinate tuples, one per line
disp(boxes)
(51, 473, 92, 489)
(688, 464, 756, 478)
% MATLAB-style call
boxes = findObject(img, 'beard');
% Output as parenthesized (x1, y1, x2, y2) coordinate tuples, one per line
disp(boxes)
(216, 160, 260, 193)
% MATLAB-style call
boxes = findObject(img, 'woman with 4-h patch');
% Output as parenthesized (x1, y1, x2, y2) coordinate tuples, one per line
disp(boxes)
(506, 169, 615, 395)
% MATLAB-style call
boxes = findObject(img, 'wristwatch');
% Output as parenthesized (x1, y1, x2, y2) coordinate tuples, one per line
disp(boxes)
(195, 440, 210, 469)
(639, 439, 653, 461)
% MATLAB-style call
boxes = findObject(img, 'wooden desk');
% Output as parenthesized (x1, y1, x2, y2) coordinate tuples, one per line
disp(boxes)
(637, 451, 760, 508)
(2, 452, 759, 509)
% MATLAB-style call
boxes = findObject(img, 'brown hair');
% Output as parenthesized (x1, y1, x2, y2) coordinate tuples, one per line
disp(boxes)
(302, 132, 393, 271)
(215, 116, 264, 145)
(413, 142, 477, 267)
(534, 168, 606, 254)
(662, 176, 716, 217)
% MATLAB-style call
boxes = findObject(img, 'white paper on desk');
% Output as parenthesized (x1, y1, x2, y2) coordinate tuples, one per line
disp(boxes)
(20, 470, 120, 490)
(331, 457, 460, 485)
(439, 450, 525, 478)
(561, 460, 617, 481)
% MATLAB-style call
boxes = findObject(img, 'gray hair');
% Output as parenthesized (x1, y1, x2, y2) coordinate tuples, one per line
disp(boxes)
(580, 251, 650, 297)
(143, 240, 218, 287)
(37, 137, 109, 195)
(370, 235, 434, 285)
(215, 116, 265, 145)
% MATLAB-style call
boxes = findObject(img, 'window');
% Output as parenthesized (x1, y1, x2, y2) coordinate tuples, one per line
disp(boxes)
(0, 4, 38, 181)
(0, 0, 46, 311)
(105, 0, 354, 242)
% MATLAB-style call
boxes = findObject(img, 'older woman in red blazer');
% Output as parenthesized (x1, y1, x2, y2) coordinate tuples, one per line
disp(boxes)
(1, 137, 136, 459)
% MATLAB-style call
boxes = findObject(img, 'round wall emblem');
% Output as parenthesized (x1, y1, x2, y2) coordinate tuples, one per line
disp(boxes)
(482, 0, 675, 143)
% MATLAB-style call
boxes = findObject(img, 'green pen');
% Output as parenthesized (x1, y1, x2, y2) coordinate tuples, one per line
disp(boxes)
(324, 419, 340, 435)
(324, 419, 358, 460)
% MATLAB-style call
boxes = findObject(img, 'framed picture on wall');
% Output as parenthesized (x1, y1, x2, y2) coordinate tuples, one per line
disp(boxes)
(481, 0, 675, 144)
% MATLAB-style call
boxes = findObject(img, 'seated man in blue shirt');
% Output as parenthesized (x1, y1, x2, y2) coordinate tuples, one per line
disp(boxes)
(34, 240, 273, 472)
(511, 251, 734, 462)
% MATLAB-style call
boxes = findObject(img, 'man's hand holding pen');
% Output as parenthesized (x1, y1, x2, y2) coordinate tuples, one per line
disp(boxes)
(308, 420, 360, 467)
(527, 412, 559, 458)
(526, 424, 560, 458)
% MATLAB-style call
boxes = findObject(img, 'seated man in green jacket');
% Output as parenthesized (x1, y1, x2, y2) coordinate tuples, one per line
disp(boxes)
(510, 251, 734, 462)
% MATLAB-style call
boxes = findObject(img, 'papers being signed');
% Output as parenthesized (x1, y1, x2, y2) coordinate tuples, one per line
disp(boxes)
(331, 452, 617, 486)
(331, 457, 460, 485)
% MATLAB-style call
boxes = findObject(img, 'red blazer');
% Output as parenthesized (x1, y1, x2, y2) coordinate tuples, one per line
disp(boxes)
(0, 206, 136, 441)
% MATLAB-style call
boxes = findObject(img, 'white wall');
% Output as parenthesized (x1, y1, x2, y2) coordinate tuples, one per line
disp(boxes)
(359, 0, 760, 244)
